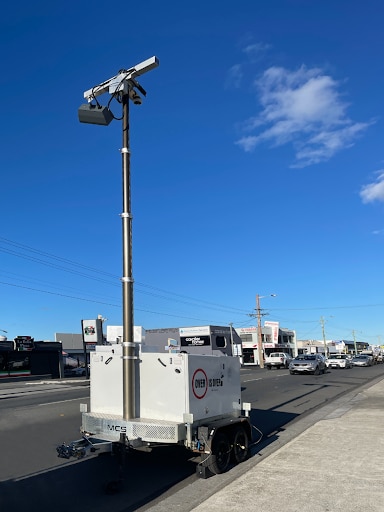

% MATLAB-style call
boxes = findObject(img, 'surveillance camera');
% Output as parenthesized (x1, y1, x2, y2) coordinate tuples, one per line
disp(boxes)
(130, 91, 142, 105)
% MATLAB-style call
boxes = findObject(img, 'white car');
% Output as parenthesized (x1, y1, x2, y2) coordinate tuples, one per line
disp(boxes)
(326, 354, 352, 369)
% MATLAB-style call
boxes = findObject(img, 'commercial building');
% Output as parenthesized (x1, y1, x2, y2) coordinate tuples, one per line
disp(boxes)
(297, 339, 369, 356)
(0, 336, 63, 379)
(236, 322, 296, 365)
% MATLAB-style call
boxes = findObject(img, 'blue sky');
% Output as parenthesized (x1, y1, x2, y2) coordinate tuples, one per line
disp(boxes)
(1, 0, 384, 345)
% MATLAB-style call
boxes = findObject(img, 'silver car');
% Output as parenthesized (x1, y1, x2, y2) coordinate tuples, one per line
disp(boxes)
(289, 354, 327, 375)
(351, 355, 372, 367)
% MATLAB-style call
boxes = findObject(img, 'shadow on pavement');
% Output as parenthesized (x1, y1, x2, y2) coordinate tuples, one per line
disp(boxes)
(0, 445, 197, 512)
(249, 408, 298, 455)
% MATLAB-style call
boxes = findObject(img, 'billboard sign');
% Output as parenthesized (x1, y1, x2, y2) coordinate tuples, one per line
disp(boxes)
(81, 319, 103, 344)
(14, 336, 35, 351)
(264, 321, 279, 343)
(180, 335, 211, 347)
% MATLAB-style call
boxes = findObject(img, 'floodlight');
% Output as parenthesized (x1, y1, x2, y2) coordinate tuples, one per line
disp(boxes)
(78, 104, 114, 125)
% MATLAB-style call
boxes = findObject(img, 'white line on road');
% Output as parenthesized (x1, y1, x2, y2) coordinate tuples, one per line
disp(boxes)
(37, 397, 89, 406)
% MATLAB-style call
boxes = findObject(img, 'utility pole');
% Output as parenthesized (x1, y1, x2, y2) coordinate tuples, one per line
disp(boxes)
(249, 294, 276, 368)
(352, 330, 358, 355)
(256, 294, 264, 368)
(320, 316, 327, 358)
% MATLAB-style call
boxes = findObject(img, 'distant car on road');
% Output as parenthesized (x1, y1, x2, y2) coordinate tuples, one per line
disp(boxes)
(326, 354, 352, 369)
(71, 366, 87, 376)
(265, 352, 292, 370)
(289, 354, 327, 375)
(351, 355, 372, 367)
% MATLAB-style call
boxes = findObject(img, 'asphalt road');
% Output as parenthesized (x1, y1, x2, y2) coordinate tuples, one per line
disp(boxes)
(1, 364, 383, 512)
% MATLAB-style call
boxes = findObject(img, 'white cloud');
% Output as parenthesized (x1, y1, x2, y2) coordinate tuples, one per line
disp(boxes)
(360, 171, 384, 203)
(225, 64, 243, 89)
(235, 65, 372, 167)
(242, 42, 271, 61)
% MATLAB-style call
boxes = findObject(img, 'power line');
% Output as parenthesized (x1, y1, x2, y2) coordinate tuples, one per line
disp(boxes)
(0, 236, 251, 316)
(0, 280, 246, 326)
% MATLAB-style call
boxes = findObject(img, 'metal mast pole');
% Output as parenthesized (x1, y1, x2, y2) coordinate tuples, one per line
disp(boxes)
(78, 55, 159, 422)
(121, 92, 135, 421)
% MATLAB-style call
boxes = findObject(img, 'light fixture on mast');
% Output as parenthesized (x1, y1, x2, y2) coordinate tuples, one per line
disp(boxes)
(78, 56, 159, 125)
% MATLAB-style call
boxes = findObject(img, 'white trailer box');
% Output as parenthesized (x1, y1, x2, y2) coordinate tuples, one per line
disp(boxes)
(89, 345, 241, 423)
(64, 344, 251, 477)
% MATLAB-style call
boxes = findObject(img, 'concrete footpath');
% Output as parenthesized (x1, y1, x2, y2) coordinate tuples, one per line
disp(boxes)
(146, 376, 384, 512)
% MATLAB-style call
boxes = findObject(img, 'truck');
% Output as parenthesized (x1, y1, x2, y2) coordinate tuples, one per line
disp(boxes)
(57, 342, 252, 478)
(265, 352, 292, 370)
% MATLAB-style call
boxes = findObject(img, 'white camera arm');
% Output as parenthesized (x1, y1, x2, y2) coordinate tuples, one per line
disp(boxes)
(83, 56, 159, 102)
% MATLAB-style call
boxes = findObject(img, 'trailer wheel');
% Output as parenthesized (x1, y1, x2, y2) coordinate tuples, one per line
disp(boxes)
(232, 426, 249, 464)
(208, 431, 231, 475)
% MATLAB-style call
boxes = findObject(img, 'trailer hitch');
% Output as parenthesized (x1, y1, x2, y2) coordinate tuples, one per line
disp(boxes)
(56, 437, 112, 459)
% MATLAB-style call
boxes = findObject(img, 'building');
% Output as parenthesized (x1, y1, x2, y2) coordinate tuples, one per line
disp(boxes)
(56, 324, 243, 365)
(144, 325, 242, 358)
(55, 332, 87, 363)
(297, 339, 369, 356)
(0, 336, 63, 379)
(236, 321, 296, 365)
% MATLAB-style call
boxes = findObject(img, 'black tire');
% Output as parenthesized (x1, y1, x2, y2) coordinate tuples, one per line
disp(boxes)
(232, 426, 249, 464)
(266, 366, 271, 370)
(207, 431, 231, 475)
(314, 366, 320, 375)
(290, 370, 295, 375)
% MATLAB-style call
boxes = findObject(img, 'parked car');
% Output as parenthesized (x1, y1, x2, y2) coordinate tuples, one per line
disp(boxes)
(351, 355, 372, 367)
(71, 366, 87, 376)
(326, 354, 352, 369)
(289, 354, 327, 375)
(265, 352, 292, 370)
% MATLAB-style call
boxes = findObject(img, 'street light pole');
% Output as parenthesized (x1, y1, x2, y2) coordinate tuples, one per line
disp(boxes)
(256, 294, 264, 368)
(254, 294, 276, 368)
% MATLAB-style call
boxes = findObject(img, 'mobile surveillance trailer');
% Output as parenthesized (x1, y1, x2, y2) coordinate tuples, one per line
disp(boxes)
(57, 57, 251, 477)
(57, 341, 251, 476)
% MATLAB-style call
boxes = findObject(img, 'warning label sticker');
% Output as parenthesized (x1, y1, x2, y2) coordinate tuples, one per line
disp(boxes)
(192, 368, 208, 399)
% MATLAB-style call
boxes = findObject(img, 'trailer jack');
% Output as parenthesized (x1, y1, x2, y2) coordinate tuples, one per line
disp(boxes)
(56, 437, 112, 459)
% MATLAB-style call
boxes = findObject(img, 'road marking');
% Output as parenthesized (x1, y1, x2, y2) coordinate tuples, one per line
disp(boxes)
(37, 397, 89, 406)
(243, 378, 262, 382)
